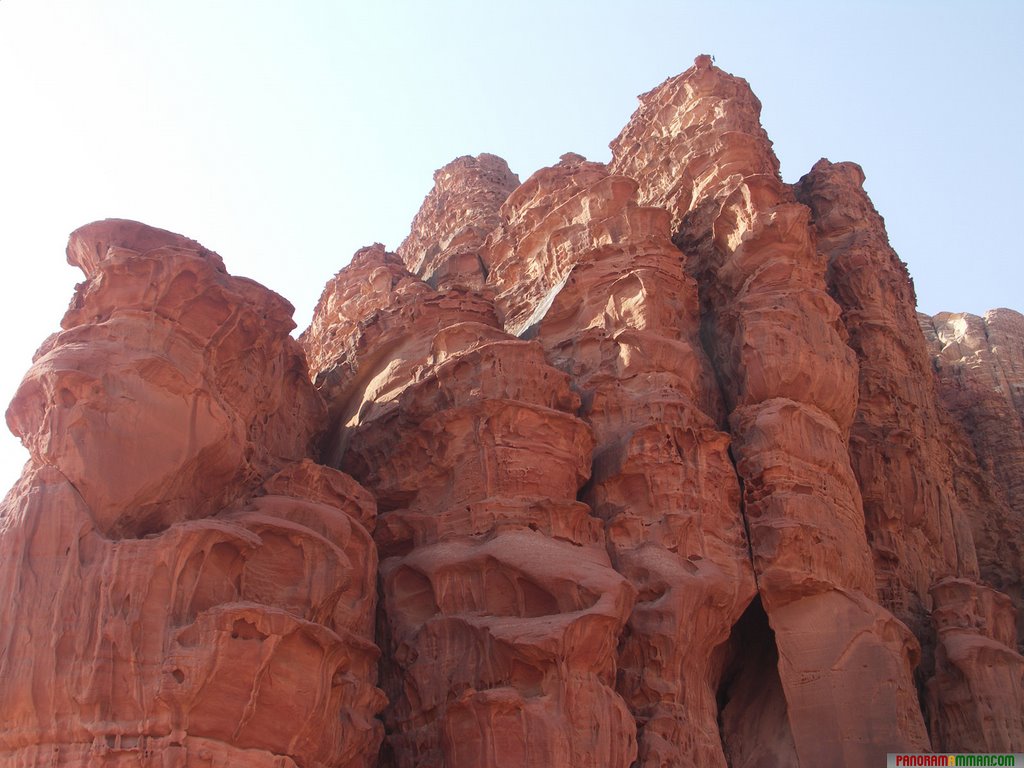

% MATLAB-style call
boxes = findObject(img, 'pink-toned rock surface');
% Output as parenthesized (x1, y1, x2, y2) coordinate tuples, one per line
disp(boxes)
(793, 160, 981, 654)
(0, 220, 384, 767)
(927, 578, 1024, 751)
(611, 57, 930, 763)
(920, 310, 1024, 597)
(483, 154, 757, 767)
(10, 220, 320, 537)
(793, 161, 1024, 752)
(397, 153, 519, 290)
(300, 244, 498, 467)
(304, 249, 637, 767)
(5, 59, 1024, 768)
(917, 309, 1024, 750)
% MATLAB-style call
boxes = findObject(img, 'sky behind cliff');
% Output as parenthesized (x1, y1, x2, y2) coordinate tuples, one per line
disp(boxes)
(1, 0, 1022, 492)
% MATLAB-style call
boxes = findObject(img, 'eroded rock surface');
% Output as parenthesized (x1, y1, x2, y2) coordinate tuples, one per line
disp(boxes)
(483, 154, 757, 767)
(301, 244, 498, 467)
(916, 308, 1024, 750)
(794, 160, 982, 666)
(4, 57, 1024, 768)
(0, 220, 384, 767)
(304, 248, 637, 768)
(397, 153, 519, 291)
(920, 309, 1024, 606)
(792, 160, 1024, 753)
(927, 578, 1024, 751)
(610, 57, 931, 764)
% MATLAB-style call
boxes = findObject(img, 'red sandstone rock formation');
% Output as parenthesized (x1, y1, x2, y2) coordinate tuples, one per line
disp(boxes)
(0, 220, 384, 767)
(482, 154, 757, 767)
(796, 160, 1024, 752)
(926, 578, 1024, 751)
(793, 160, 980, 650)
(397, 154, 520, 291)
(610, 58, 931, 763)
(4, 59, 1024, 768)
(914, 308, 1024, 750)
(300, 244, 498, 468)
(920, 309, 1024, 595)
(304, 249, 637, 767)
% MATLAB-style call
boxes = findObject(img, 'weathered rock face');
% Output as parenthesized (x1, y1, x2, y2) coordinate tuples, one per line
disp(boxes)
(397, 153, 520, 291)
(482, 154, 757, 767)
(10, 220, 320, 537)
(916, 307, 1024, 750)
(793, 160, 980, 656)
(926, 578, 1024, 752)
(795, 163, 1024, 752)
(304, 250, 637, 767)
(610, 58, 931, 764)
(300, 243, 498, 468)
(4, 58, 1024, 768)
(920, 309, 1024, 608)
(0, 220, 385, 767)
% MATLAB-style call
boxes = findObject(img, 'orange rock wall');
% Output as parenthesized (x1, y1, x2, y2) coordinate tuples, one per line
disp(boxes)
(397, 153, 519, 291)
(2, 58, 1023, 768)
(793, 160, 979, 650)
(482, 154, 756, 767)
(304, 240, 637, 767)
(919, 308, 1024, 606)
(0, 222, 384, 767)
(796, 161, 1024, 753)
(610, 57, 931, 764)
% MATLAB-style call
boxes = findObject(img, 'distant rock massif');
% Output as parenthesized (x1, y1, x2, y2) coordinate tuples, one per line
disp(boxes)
(1, 57, 1022, 767)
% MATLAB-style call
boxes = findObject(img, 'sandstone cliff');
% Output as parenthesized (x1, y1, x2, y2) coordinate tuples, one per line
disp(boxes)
(481, 154, 757, 767)
(2, 58, 1022, 767)
(610, 56, 929, 764)
(919, 308, 1024, 604)
(0, 221, 385, 767)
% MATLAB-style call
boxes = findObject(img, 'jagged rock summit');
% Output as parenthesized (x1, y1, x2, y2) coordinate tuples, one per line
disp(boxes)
(1, 57, 1021, 767)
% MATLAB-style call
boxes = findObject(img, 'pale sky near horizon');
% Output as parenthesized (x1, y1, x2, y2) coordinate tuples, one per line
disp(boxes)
(1, 1, 1021, 493)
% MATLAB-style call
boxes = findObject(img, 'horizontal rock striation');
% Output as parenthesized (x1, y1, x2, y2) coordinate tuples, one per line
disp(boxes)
(610, 57, 931, 764)
(793, 160, 980, 657)
(304, 248, 637, 767)
(0, 221, 385, 767)
(482, 153, 757, 767)
(397, 153, 519, 291)
(3, 58, 1024, 768)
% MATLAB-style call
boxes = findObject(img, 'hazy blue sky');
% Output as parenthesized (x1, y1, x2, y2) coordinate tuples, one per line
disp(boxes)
(1, 1, 1021, 492)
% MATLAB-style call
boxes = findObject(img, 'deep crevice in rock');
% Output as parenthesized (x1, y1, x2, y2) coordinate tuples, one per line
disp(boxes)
(715, 596, 798, 768)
